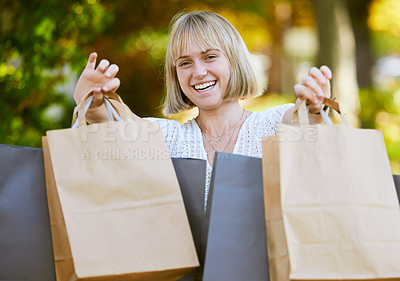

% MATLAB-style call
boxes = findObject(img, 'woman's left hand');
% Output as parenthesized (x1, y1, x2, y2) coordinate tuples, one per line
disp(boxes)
(294, 65, 332, 113)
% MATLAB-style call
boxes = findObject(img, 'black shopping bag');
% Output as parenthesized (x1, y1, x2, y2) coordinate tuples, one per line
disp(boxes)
(172, 158, 207, 281)
(202, 152, 270, 281)
(0, 144, 56, 280)
(394, 174, 400, 203)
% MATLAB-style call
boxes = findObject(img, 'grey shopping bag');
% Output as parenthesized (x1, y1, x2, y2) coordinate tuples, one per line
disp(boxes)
(0, 144, 56, 280)
(173, 158, 207, 281)
(394, 174, 400, 203)
(202, 152, 270, 281)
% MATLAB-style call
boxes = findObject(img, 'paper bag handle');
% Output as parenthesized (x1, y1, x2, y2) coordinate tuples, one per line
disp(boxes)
(73, 92, 133, 128)
(298, 97, 351, 126)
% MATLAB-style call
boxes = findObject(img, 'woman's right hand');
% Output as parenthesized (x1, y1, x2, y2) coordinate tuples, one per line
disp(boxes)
(73, 52, 120, 108)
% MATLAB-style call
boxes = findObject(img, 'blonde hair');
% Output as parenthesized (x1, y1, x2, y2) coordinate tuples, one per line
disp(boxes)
(163, 11, 263, 115)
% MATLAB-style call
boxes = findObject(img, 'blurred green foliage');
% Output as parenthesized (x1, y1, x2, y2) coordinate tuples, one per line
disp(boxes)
(359, 87, 400, 172)
(0, 0, 112, 146)
(366, 0, 400, 172)
(0, 0, 311, 146)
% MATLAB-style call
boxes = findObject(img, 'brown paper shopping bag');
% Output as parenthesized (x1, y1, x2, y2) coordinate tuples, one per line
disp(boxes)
(43, 93, 198, 281)
(262, 98, 400, 281)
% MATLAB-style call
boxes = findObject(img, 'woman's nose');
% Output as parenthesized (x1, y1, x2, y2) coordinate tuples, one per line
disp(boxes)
(192, 62, 207, 78)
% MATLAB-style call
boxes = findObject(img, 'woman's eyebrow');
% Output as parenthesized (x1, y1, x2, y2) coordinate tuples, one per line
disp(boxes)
(203, 48, 219, 54)
(176, 55, 189, 61)
(176, 49, 220, 62)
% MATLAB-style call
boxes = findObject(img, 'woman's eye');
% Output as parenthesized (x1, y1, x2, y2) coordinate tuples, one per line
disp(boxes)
(178, 61, 190, 67)
(206, 55, 217, 60)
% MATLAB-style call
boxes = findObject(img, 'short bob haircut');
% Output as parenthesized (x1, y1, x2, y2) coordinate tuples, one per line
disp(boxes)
(163, 11, 264, 115)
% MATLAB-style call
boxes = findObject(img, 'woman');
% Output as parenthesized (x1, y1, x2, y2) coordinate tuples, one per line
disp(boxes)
(73, 11, 331, 203)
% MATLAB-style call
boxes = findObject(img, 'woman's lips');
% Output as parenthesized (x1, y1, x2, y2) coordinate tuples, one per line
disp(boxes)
(193, 81, 216, 92)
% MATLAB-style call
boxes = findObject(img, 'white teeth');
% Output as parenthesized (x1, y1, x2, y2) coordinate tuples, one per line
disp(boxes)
(194, 81, 216, 92)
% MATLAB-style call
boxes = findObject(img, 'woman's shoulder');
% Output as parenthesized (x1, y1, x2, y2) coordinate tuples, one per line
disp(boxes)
(142, 117, 181, 140)
(143, 117, 200, 140)
(242, 103, 293, 136)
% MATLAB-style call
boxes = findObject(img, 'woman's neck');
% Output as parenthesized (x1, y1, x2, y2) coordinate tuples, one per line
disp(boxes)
(196, 101, 244, 133)
(196, 101, 249, 166)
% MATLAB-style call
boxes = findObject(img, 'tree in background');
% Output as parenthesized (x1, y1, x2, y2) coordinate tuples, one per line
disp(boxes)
(311, 0, 360, 123)
(0, 0, 112, 146)
(347, 0, 375, 89)
(363, 0, 400, 171)
(311, 0, 400, 171)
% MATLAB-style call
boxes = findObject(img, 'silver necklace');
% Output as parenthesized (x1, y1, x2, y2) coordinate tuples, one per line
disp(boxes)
(199, 109, 245, 142)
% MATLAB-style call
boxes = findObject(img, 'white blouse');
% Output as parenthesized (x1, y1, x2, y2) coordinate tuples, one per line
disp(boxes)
(145, 103, 292, 206)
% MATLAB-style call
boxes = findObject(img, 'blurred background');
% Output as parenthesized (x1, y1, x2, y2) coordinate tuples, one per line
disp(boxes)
(1, 0, 400, 172)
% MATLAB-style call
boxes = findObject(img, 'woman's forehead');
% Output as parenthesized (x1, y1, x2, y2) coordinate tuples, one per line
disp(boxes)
(175, 36, 221, 59)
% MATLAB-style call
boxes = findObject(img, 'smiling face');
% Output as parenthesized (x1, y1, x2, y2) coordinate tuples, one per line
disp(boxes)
(163, 11, 260, 115)
(175, 44, 231, 111)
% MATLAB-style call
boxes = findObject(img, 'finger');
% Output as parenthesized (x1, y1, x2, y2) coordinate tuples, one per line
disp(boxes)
(309, 66, 331, 98)
(320, 65, 332, 80)
(85, 52, 97, 70)
(297, 89, 323, 113)
(308, 67, 326, 84)
(321, 81, 331, 98)
(96, 59, 110, 73)
(91, 88, 104, 108)
(309, 91, 325, 112)
(319, 66, 332, 98)
(300, 76, 324, 97)
(105, 64, 119, 78)
(103, 78, 120, 93)
(295, 84, 318, 104)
